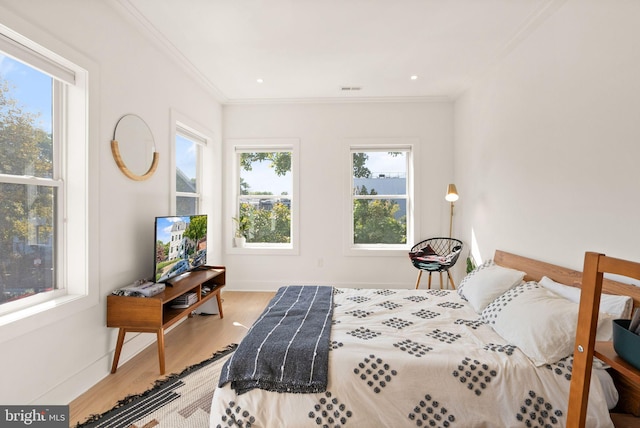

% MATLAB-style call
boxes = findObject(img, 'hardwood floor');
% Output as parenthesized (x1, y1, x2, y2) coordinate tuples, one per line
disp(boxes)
(69, 290, 274, 427)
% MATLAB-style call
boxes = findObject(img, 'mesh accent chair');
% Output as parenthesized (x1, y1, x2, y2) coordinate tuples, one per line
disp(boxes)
(409, 237, 463, 289)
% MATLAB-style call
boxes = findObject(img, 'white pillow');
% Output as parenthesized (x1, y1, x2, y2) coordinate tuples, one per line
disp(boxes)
(481, 282, 614, 366)
(539, 276, 633, 319)
(457, 263, 525, 313)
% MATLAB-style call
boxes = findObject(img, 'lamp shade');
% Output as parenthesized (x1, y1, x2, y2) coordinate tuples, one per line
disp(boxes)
(445, 184, 459, 202)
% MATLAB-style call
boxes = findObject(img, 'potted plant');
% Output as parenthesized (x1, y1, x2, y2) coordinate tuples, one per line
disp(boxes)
(232, 215, 250, 247)
(466, 255, 477, 274)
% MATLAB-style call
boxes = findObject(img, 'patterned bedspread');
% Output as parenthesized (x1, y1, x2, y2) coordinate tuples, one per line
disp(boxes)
(210, 288, 613, 427)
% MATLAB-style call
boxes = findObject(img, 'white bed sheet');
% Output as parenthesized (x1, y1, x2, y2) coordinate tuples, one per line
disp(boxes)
(210, 288, 614, 427)
(594, 368, 618, 410)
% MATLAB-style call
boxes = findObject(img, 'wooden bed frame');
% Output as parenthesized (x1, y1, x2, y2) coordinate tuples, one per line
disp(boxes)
(494, 250, 640, 310)
(494, 250, 640, 427)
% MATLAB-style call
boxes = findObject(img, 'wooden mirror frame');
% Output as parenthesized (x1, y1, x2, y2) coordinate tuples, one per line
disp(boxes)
(111, 114, 159, 181)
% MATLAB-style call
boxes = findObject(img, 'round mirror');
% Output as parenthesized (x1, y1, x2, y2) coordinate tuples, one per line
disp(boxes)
(111, 114, 159, 181)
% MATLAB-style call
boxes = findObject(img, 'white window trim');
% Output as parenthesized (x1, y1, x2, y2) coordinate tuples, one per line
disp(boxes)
(0, 21, 98, 344)
(170, 110, 217, 264)
(0, 26, 75, 84)
(226, 138, 300, 255)
(170, 110, 212, 215)
(345, 138, 418, 256)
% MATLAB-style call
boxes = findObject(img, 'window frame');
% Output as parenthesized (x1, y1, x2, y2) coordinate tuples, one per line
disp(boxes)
(346, 138, 417, 256)
(172, 121, 206, 216)
(227, 138, 300, 255)
(0, 22, 95, 344)
(170, 110, 216, 263)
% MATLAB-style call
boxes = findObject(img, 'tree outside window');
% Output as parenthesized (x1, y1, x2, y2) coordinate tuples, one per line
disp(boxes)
(0, 57, 57, 306)
(351, 150, 409, 246)
(237, 151, 292, 244)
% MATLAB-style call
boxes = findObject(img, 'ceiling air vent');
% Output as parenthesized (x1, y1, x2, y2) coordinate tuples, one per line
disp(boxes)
(340, 86, 362, 92)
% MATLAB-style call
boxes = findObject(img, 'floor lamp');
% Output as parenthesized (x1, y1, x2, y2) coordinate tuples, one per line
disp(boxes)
(445, 184, 459, 238)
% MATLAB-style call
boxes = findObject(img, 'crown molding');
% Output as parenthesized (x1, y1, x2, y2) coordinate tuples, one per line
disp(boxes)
(223, 95, 453, 106)
(453, 0, 567, 100)
(497, 0, 567, 62)
(112, 0, 565, 106)
(111, 0, 229, 103)
(109, 0, 454, 106)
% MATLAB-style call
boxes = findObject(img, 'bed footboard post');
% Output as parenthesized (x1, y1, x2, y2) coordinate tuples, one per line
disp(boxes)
(567, 252, 604, 428)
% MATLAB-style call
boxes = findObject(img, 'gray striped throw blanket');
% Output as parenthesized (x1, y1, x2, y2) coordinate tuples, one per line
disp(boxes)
(218, 285, 334, 395)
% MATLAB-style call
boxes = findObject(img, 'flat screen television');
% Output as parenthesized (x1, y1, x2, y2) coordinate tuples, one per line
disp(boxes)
(154, 214, 207, 284)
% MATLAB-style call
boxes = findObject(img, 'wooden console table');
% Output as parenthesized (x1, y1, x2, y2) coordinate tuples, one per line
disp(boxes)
(107, 266, 225, 375)
(595, 341, 640, 417)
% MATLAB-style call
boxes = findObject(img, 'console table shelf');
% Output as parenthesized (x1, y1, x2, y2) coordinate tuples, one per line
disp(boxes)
(107, 266, 225, 375)
(595, 341, 640, 417)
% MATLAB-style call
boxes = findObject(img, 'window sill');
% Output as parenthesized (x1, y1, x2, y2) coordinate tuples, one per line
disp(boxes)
(0, 292, 96, 344)
(227, 244, 298, 256)
(346, 246, 411, 257)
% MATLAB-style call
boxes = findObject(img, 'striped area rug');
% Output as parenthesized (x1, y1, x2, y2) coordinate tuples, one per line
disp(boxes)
(76, 344, 237, 428)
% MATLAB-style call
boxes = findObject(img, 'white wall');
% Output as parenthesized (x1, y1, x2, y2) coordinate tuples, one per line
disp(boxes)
(0, 0, 222, 404)
(11, 0, 629, 407)
(222, 102, 456, 291)
(454, 0, 640, 272)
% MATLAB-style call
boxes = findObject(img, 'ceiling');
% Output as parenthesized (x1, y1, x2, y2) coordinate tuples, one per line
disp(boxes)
(118, 0, 562, 104)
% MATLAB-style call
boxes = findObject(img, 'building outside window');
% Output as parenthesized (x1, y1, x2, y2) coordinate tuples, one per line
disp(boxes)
(175, 125, 204, 216)
(232, 139, 299, 252)
(350, 147, 412, 248)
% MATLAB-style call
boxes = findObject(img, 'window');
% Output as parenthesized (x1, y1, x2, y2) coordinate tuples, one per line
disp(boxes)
(175, 125, 205, 215)
(0, 56, 56, 309)
(231, 139, 299, 252)
(350, 146, 412, 249)
(0, 25, 90, 323)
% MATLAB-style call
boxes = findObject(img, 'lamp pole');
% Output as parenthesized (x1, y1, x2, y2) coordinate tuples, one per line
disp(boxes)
(449, 201, 454, 238)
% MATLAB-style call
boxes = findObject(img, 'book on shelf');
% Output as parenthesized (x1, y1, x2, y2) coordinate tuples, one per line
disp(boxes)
(630, 308, 640, 335)
(170, 292, 198, 309)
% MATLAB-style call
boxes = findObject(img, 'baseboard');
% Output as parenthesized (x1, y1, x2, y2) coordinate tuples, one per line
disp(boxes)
(226, 279, 420, 292)
(36, 321, 184, 405)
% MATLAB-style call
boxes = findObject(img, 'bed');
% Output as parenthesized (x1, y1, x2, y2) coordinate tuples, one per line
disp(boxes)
(210, 250, 640, 427)
(566, 252, 640, 427)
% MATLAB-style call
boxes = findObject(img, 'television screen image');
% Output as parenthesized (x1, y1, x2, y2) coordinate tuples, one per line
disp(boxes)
(154, 214, 207, 283)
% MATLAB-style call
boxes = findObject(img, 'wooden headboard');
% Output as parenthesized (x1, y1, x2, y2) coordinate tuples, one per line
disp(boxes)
(494, 250, 640, 424)
(494, 250, 640, 311)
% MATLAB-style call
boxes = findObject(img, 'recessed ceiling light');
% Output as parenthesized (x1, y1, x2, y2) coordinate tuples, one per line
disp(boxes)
(410, 75, 418, 80)
(256, 78, 264, 84)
